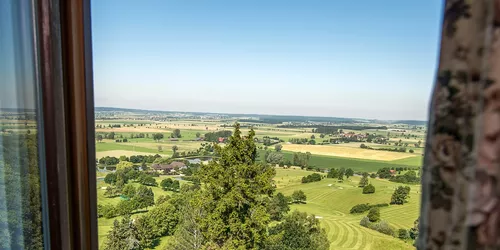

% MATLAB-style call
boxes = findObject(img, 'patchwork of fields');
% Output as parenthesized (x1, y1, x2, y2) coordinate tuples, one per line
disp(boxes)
(282, 144, 417, 161)
(95, 118, 424, 249)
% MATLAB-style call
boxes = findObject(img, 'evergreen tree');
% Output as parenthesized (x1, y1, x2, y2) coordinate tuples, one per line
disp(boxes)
(104, 216, 141, 250)
(196, 123, 275, 249)
(134, 185, 155, 210)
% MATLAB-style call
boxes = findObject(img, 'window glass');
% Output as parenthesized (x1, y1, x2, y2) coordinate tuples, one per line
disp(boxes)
(0, 0, 45, 249)
(92, 1, 440, 249)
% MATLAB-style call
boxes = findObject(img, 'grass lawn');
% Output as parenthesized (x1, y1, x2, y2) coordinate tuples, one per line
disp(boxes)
(275, 168, 419, 250)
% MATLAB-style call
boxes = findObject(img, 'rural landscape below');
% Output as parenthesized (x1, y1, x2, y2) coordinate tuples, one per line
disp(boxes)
(94, 107, 424, 249)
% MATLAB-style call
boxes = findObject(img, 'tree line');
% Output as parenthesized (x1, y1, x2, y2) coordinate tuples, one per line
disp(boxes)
(203, 130, 232, 142)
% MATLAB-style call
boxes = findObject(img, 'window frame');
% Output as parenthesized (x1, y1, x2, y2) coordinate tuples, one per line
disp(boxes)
(35, 0, 97, 248)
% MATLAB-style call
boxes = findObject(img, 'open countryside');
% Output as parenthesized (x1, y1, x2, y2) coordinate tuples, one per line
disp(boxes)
(95, 107, 424, 249)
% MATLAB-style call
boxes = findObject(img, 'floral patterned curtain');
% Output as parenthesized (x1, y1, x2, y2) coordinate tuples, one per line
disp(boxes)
(419, 0, 500, 249)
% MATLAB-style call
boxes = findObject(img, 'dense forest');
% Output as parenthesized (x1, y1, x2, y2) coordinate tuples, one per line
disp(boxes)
(0, 134, 43, 249)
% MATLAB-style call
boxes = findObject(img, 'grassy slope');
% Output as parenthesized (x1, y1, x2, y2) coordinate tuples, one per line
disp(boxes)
(275, 168, 419, 250)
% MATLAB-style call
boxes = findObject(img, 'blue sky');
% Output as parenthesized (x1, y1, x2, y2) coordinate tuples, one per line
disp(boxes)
(92, 0, 443, 120)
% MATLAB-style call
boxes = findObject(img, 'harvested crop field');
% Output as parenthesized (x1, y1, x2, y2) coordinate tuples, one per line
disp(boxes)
(96, 150, 167, 159)
(282, 144, 416, 161)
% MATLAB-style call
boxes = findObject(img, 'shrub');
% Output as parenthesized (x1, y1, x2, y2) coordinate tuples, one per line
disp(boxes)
(101, 204, 117, 218)
(301, 173, 322, 183)
(369, 221, 394, 236)
(370, 203, 389, 208)
(398, 229, 410, 239)
(350, 204, 371, 214)
(367, 208, 380, 222)
(370, 173, 376, 178)
(409, 149, 414, 153)
(360, 216, 370, 227)
(363, 184, 375, 194)
(291, 190, 307, 204)
(350, 203, 388, 214)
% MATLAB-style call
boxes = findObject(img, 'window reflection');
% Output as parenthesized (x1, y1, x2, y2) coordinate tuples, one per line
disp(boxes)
(0, 0, 44, 249)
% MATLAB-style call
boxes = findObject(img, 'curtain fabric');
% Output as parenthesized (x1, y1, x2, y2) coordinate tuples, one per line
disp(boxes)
(420, 0, 499, 249)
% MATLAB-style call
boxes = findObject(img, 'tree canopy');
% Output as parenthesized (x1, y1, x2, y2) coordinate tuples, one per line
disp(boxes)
(195, 123, 276, 248)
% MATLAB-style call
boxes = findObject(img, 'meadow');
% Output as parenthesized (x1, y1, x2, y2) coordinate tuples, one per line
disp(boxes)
(97, 168, 419, 250)
(275, 168, 419, 250)
(95, 115, 424, 249)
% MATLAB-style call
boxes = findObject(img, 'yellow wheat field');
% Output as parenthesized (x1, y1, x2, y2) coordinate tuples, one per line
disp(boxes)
(282, 144, 415, 161)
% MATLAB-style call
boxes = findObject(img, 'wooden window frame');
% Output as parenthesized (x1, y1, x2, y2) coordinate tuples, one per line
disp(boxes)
(36, 0, 97, 248)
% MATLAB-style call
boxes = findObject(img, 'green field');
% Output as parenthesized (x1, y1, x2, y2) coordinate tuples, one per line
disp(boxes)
(260, 150, 422, 172)
(275, 168, 419, 250)
(95, 117, 423, 249)
(97, 168, 419, 250)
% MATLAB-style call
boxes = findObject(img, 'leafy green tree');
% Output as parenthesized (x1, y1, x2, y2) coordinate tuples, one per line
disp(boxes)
(104, 216, 141, 250)
(168, 191, 205, 250)
(153, 133, 164, 142)
(172, 129, 182, 138)
(138, 175, 157, 186)
(266, 152, 284, 165)
(363, 184, 376, 194)
(310, 134, 316, 139)
(134, 185, 155, 210)
(293, 152, 311, 168)
(155, 195, 171, 205)
(196, 123, 275, 249)
(337, 168, 345, 181)
(291, 190, 307, 204)
(327, 168, 339, 178)
(104, 186, 120, 198)
(367, 207, 380, 222)
(160, 178, 173, 191)
(141, 201, 179, 238)
(119, 155, 129, 162)
(104, 172, 117, 184)
(266, 210, 330, 250)
(345, 168, 354, 178)
(196, 132, 201, 138)
(101, 204, 118, 219)
(370, 173, 377, 178)
(97, 134, 103, 142)
(122, 184, 136, 198)
(274, 144, 283, 152)
(390, 186, 411, 204)
(409, 217, 419, 240)
(116, 161, 134, 171)
(267, 192, 290, 221)
(125, 169, 140, 181)
(116, 200, 135, 216)
(171, 180, 180, 191)
(358, 175, 369, 187)
(172, 145, 179, 153)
